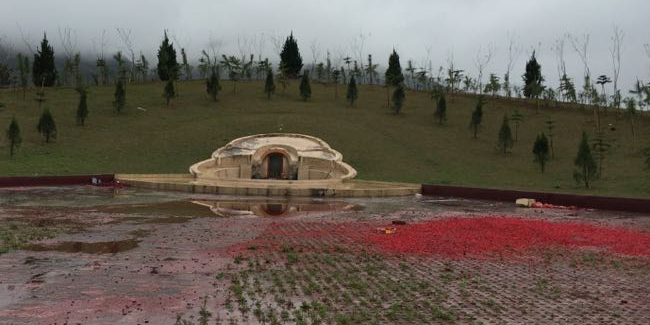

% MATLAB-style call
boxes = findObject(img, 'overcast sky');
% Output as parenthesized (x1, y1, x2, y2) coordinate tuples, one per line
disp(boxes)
(2, 0, 650, 89)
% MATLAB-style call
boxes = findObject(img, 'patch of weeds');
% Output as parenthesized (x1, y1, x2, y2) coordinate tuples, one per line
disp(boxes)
(535, 277, 549, 292)
(233, 254, 245, 264)
(174, 314, 195, 325)
(482, 299, 503, 314)
(399, 262, 411, 271)
(431, 305, 455, 321)
(224, 294, 233, 312)
(0, 220, 78, 254)
(581, 252, 605, 268)
(265, 305, 280, 325)
(386, 303, 401, 321)
(198, 297, 212, 325)
(280, 309, 290, 322)
(287, 252, 299, 265)
(281, 244, 294, 253)
(292, 309, 308, 325)
(335, 312, 352, 325)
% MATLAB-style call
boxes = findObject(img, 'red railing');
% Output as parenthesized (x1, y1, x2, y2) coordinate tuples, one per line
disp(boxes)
(421, 184, 650, 213)
(0, 174, 115, 187)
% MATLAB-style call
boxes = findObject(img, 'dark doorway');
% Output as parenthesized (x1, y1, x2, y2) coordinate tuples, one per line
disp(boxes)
(262, 203, 287, 216)
(267, 153, 284, 179)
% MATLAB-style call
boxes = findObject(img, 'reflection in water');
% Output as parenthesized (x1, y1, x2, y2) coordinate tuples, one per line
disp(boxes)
(192, 199, 361, 218)
(25, 239, 139, 254)
(92, 198, 361, 220)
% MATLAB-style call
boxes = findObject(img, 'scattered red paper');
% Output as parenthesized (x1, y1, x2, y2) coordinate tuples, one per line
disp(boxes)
(366, 216, 650, 259)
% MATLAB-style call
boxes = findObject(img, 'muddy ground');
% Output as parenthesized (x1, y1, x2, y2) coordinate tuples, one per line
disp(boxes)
(0, 186, 649, 325)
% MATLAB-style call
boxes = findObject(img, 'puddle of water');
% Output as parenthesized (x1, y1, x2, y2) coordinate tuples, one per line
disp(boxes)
(24, 239, 139, 254)
(95, 198, 363, 219)
(192, 199, 362, 218)
(99, 201, 217, 218)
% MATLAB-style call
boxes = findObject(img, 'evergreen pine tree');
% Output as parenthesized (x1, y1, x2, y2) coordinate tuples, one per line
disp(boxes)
(497, 114, 513, 154)
(522, 51, 543, 99)
(264, 69, 275, 99)
(163, 80, 175, 107)
(32, 33, 57, 87)
(6, 117, 22, 156)
(206, 68, 221, 102)
(573, 131, 597, 188)
(279, 32, 303, 78)
(532, 133, 550, 172)
(299, 72, 311, 101)
(157, 31, 179, 81)
(385, 49, 404, 107)
(385, 49, 404, 86)
(434, 94, 447, 124)
(76, 88, 88, 125)
(114, 79, 126, 113)
(590, 131, 611, 179)
(470, 97, 484, 138)
(37, 108, 57, 143)
(346, 76, 358, 106)
(391, 84, 405, 114)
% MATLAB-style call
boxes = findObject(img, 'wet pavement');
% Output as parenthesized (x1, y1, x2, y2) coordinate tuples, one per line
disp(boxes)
(0, 186, 649, 324)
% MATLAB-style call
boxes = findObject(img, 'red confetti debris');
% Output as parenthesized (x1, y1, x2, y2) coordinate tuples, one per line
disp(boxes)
(366, 216, 650, 259)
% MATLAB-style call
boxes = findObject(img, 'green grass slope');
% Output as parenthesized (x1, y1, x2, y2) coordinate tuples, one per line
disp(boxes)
(0, 80, 648, 198)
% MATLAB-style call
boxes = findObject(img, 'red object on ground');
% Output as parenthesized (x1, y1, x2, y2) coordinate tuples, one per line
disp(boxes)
(366, 216, 650, 259)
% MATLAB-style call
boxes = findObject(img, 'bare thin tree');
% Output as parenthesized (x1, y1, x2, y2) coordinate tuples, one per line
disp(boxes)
(420, 46, 433, 90)
(253, 33, 266, 61)
(206, 33, 223, 63)
(0, 36, 14, 63)
(116, 28, 136, 83)
(568, 33, 592, 103)
(92, 30, 110, 85)
(349, 32, 369, 83)
(267, 32, 286, 62)
(16, 24, 34, 54)
(553, 36, 567, 101)
(474, 44, 495, 95)
(309, 39, 321, 78)
(504, 32, 522, 98)
(609, 26, 624, 111)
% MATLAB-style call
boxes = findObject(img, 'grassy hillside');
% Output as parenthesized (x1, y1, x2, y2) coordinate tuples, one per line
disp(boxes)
(0, 80, 649, 198)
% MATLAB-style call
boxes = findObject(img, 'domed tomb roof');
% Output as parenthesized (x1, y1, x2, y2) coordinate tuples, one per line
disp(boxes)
(213, 133, 341, 160)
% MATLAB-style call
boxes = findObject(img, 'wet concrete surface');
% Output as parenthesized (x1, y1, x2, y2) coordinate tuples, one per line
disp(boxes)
(0, 186, 649, 324)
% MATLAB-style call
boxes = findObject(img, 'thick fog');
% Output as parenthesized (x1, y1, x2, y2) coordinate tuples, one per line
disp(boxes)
(2, 0, 650, 88)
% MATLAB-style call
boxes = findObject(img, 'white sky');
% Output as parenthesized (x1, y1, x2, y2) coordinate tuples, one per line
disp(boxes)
(2, 0, 650, 89)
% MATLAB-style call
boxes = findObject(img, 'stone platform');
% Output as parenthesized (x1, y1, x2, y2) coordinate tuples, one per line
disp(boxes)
(115, 174, 420, 197)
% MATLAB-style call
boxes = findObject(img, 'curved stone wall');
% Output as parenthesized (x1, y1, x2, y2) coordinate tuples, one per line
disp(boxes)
(190, 134, 357, 183)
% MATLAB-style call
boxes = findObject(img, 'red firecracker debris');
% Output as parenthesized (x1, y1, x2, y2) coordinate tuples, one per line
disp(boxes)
(366, 216, 650, 259)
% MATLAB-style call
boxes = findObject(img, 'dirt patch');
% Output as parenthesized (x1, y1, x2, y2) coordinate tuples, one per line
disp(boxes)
(24, 239, 140, 254)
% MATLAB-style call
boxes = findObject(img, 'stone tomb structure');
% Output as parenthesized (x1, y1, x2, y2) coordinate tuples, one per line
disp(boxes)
(116, 133, 420, 197)
(190, 134, 357, 183)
